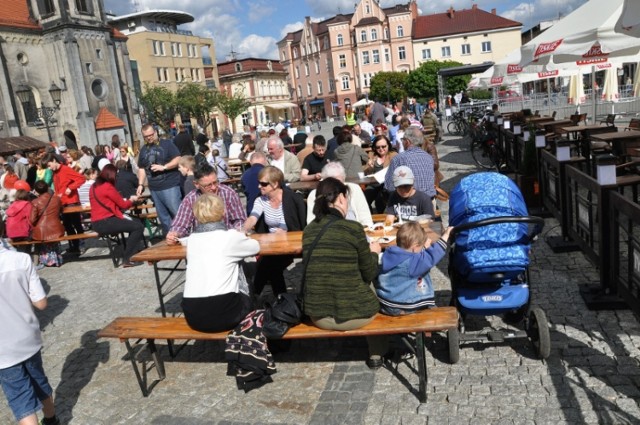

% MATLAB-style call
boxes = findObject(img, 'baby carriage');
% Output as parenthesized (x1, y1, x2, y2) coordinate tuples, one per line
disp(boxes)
(446, 172, 549, 363)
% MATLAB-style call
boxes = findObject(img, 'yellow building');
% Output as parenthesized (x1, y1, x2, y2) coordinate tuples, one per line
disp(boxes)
(412, 5, 522, 68)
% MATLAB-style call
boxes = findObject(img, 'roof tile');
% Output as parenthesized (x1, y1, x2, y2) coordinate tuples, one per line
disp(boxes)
(95, 108, 126, 130)
(414, 6, 521, 39)
(0, 0, 40, 30)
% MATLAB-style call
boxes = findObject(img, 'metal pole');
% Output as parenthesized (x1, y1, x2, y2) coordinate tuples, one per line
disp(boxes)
(42, 102, 53, 142)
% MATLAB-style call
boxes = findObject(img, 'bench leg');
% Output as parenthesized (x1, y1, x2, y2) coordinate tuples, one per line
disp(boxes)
(124, 338, 166, 397)
(415, 332, 428, 403)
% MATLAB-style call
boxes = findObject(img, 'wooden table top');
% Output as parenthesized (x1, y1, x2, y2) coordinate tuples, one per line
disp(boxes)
(130, 222, 442, 263)
(558, 124, 616, 133)
(590, 130, 640, 142)
(288, 176, 377, 192)
(525, 116, 554, 123)
(541, 119, 573, 131)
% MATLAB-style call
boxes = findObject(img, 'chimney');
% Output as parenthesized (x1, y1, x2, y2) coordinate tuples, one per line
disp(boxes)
(491, 8, 496, 14)
(472, 4, 478, 9)
(448, 7, 454, 18)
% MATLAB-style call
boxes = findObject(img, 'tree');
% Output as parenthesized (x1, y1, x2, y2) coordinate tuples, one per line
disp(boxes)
(215, 88, 251, 133)
(175, 82, 218, 133)
(405, 60, 470, 104)
(369, 72, 408, 104)
(138, 83, 176, 133)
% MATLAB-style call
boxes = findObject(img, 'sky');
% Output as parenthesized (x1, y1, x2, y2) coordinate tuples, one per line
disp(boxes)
(103, 0, 589, 62)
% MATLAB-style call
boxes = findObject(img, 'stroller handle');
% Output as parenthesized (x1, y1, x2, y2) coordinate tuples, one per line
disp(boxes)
(451, 216, 545, 242)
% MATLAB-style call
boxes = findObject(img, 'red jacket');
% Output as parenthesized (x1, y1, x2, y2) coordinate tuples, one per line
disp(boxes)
(53, 165, 85, 205)
(6, 200, 32, 239)
(89, 182, 133, 222)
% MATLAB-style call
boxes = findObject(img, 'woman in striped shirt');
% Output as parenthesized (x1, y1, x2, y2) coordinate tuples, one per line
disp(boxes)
(243, 166, 306, 298)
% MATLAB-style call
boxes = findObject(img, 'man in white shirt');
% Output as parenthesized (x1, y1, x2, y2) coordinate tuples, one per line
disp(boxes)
(266, 136, 301, 183)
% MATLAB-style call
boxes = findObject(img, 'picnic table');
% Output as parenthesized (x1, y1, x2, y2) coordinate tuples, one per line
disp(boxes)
(591, 130, 640, 160)
(130, 222, 442, 317)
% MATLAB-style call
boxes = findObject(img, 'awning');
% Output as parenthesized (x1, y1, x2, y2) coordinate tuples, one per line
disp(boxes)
(265, 102, 297, 109)
(309, 99, 325, 105)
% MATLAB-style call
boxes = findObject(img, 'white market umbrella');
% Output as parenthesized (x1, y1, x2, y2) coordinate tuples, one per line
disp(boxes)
(615, 0, 640, 38)
(568, 74, 586, 106)
(352, 98, 373, 107)
(519, 0, 640, 68)
(601, 67, 619, 102)
(634, 64, 640, 96)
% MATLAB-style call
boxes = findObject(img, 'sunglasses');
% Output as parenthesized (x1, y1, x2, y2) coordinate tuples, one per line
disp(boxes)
(258, 181, 271, 187)
(375, 145, 388, 150)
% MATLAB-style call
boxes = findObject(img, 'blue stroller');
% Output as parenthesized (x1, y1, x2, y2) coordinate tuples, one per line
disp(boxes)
(447, 172, 549, 363)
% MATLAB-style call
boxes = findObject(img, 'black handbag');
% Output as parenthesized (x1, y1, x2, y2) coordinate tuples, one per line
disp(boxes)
(262, 217, 337, 339)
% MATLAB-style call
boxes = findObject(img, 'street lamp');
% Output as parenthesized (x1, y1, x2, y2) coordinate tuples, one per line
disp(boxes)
(16, 82, 62, 142)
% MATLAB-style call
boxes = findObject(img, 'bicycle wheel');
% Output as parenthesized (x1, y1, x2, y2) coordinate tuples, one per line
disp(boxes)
(490, 145, 505, 172)
(470, 139, 495, 170)
(447, 121, 459, 136)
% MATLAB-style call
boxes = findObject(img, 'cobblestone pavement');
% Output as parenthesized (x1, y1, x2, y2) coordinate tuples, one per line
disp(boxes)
(2, 125, 640, 424)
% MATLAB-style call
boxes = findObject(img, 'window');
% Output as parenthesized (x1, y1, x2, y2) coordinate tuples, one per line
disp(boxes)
(317, 81, 323, 95)
(462, 44, 471, 55)
(191, 68, 197, 81)
(384, 27, 389, 39)
(304, 63, 309, 76)
(384, 48, 390, 62)
(175, 68, 182, 82)
(75, 0, 92, 14)
(337, 34, 343, 46)
(308, 43, 312, 55)
(157, 67, 168, 82)
(315, 60, 320, 74)
(363, 73, 372, 87)
(191, 44, 197, 58)
(323, 37, 329, 49)
(339, 54, 346, 68)
(482, 41, 492, 52)
(365, 2, 370, 13)
(37, 0, 55, 15)
(362, 51, 370, 65)
(307, 82, 312, 96)
(242, 113, 250, 126)
(159, 42, 165, 56)
(235, 63, 242, 72)
(281, 50, 286, 60)
(341, 75, 350, 90)
(302, 45, 306, 56)
(295, 66, 299, 78)
(398, 46, 406, 60)
(85, 62, 93, 74)
(18, 88, 38, 124)
(441, 46, 451, 57)
(329, 78, 335, 93)
(360, 30, 367, 42)
(372, 49, 380, 64)
(371, 29, 377, 41)
(152, 40, 159, 56)
(422, 49, 431, 60)
(297, 85, 302, 97)
(397, 26, 404, 37)
(91, 79, 107, 99)
(171, 42, 178, 57)
(95, 49, 102, 59)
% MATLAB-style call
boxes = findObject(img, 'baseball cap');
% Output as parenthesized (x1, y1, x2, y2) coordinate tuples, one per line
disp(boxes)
(98, 158, 110, 171)
(393, 166, 414, 187)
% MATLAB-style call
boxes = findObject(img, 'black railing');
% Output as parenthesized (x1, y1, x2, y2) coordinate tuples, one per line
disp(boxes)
(610, 191, 640, 316)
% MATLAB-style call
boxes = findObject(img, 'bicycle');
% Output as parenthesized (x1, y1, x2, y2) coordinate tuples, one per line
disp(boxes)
(447, 111, 469, 136)
(469, 119, 504, 171)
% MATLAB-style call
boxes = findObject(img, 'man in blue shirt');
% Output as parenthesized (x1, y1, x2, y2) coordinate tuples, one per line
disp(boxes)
(384, 126, 436, 199)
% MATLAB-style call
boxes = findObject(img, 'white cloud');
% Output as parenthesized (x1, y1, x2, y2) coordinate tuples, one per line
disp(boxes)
(238, 35, 279, 60)
(248, 1, 274, 24)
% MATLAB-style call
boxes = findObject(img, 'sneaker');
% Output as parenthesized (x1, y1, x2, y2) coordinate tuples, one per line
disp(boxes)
(40, 416, 60, 425)
(366, 355, 383, 370)
(122, 261, 143, 268)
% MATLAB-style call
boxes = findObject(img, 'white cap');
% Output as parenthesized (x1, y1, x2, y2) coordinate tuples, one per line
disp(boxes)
(98, 158, 110, 171)
(393, 166, 414, 187)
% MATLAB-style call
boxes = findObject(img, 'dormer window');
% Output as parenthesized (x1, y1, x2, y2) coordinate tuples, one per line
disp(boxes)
(365, 3, 370, 14)
(37, 0, 55, 16)
(267, 61, 272, 71)
(235, 63, 242, 72)
(75, 0, 93, 14)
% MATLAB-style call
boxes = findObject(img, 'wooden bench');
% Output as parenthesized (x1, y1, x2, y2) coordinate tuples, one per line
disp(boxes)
(98, 307, 458, 401)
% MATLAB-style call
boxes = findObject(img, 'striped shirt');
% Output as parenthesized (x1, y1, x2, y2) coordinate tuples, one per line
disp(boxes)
(250, 197, 286, 233)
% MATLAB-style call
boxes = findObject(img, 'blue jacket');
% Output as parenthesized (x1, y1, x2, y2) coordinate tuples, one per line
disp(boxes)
(375, 239, 447, 312)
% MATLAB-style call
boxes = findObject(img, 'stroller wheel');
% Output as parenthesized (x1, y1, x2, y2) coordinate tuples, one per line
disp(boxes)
(447, 326, 460, 364)
(527, 307, 551, 359)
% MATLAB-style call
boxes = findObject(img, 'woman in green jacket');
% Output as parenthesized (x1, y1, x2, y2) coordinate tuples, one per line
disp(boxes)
(303, 177, 386, 369)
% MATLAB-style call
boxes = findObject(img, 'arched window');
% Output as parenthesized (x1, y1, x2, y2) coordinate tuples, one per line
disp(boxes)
(293, 47, 298, 58)
(384, 27, 389, 39)
(397, 26, 404, 37)
(360, 30, 367, 42)
(337, 34, 343, 46)
(371, 29, 377, 40)
(235, 63, 242, 72)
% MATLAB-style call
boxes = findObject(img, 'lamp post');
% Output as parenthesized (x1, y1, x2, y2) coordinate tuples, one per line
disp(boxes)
(15, 82, 62, 142)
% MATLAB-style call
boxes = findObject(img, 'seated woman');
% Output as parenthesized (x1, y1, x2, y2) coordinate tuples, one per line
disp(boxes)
(181, 193, 260, 332)
(89, 164, 145, 268)
(30, 180, 64, 268)
(303, 177, 386, 369)
(364, 135, 396, 214)
(114, 159, 138, 199)
(243, 166, 306, 297)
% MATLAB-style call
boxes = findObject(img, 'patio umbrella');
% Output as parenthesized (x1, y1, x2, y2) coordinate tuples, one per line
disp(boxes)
(615, 0, 640, 38)
(601, 67, 619, 102)
(568, 74, 586, 106)
(519, 0, 640, 68)
(634, 65, 640, 96)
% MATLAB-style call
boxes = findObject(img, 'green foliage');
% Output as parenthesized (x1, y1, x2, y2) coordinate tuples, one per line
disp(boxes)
(369, 72, 408, 103)
(216, 88, 252, 133)
(138, 83, 176, 133)
(405, 60, 470, 103)
(470, 89, 492, 100)
(175, 82, 218, 132)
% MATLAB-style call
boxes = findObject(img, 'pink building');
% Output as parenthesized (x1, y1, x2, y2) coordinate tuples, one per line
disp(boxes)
(278, 1, 418, 121)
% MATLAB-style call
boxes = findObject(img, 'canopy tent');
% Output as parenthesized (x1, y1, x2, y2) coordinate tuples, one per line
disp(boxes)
(0, 136, 49, 156)
(615, 0, 640, 38)
(519, 0, 640, 68)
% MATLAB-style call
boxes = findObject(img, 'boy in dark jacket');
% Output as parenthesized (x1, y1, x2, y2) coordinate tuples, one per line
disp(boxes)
(375, 222, 452, 315)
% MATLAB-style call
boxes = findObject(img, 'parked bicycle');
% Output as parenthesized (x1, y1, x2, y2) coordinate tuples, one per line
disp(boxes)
(468, 116, 504, 171)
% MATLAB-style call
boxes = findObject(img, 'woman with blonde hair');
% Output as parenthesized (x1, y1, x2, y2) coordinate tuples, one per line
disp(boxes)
(182, 193, 259, 332)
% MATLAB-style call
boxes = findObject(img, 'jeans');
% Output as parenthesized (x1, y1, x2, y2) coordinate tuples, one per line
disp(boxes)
(0, 350, 53, 422)
(150, 186, 182, 236)
(91, 216, 145, 262)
